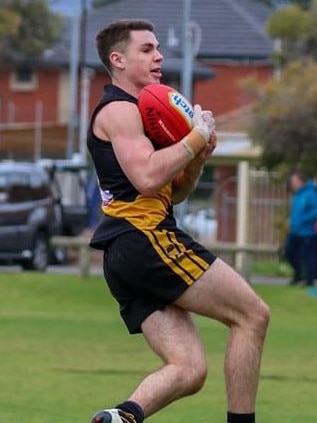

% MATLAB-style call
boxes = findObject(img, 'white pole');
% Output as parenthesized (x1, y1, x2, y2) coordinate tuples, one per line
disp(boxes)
(0, 98, 2, 155)
(66, 0, 81, 158)
(181, 0, 193, 100)
(176, 0, 193, 227)
(79, 67, 94, 164)
(34, 101, 43, 161)
(235, 161, 250, 274)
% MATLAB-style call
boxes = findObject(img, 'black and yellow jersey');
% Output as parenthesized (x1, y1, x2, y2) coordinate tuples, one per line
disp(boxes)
(87, 84, 177, 249)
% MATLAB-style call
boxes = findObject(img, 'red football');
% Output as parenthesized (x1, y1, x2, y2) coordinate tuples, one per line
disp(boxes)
(138, 84, 193, 147)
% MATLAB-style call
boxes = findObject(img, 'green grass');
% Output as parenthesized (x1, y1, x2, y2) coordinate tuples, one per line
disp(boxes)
(0, 271, 317, 423)
(251, 259, 292, 277)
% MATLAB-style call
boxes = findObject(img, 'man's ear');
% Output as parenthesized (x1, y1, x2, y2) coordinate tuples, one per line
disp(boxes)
(110, 51, 125, 70)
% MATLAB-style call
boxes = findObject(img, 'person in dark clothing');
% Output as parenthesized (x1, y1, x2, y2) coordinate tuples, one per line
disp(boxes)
(87, 19, 270, 423)
(285, 172, 317, 286)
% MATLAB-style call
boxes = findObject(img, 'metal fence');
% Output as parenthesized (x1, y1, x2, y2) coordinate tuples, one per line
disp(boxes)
(184, 165, 289, 261)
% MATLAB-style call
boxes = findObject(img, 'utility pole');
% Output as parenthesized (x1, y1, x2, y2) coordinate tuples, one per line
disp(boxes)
(79, 67, 94, 164)
(176, 0, 194, 227)
(181, 0, 194, 101)
(66, 0, 81, 158)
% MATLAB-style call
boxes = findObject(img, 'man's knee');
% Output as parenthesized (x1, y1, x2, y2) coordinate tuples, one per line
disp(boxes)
(180, 358, 207, 396)
(252, 299, 270, 336)
(173, 350, 207, 396)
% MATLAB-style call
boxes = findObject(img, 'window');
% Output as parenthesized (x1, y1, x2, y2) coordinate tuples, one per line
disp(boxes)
(10, 68, 38, 92)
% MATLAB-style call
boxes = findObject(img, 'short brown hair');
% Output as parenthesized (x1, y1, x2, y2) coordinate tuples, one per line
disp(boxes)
(96, 19, 155, 75)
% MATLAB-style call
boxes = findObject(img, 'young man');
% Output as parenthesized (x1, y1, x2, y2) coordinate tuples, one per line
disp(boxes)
(87, 19, 270, 423)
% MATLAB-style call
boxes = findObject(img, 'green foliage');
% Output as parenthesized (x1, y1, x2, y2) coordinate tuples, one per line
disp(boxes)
(250, 0, 317, 175)
(0, 7, 20, 38)
(257, 0, 311, 9)
(267, 0, 317, 61)
(0, 272, 317, 422)
(0, 0, 63, 59)
(249, 60, 317, 176)
(267, 5, 311, 40)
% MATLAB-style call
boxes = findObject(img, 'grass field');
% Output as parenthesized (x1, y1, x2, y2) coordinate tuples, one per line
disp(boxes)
(0, 271, 316, 423)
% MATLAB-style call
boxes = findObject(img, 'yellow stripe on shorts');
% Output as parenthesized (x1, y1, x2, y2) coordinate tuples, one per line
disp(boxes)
(144, 228, 210, 285)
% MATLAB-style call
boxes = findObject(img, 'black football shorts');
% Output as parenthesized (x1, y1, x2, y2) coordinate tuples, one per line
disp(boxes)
(103, 228, 216, 334)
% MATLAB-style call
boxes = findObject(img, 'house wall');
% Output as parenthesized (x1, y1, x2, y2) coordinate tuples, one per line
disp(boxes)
(87, 63, 272, 119)
(0, 69, 59, 125)
(194, 63, 272, 116)
(0, 64, 281, 246)
(0, 62, 272, 128)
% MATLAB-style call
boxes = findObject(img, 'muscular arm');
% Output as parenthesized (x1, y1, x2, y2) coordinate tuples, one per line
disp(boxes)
(172, 136, 217, 204)
(93, 101, 196, 195)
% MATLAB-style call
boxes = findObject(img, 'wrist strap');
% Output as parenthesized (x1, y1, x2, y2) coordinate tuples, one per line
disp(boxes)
(181, 138, 195, 159)
(181, 128, 206, 158)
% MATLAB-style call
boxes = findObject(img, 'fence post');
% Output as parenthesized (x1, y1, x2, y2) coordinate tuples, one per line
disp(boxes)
(235, 161, 250, 276)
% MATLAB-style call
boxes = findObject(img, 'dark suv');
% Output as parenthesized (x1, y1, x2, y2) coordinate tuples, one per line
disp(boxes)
(0, 161, 61, 270)
(0, 160, 89, 271)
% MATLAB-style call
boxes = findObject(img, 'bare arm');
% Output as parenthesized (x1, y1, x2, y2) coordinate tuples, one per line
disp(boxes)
(93, 101, 201, 195)
(172, 134, 217, 204)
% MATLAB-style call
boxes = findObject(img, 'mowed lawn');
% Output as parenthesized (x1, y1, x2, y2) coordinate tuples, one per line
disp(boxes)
(0, 271, 316, 423)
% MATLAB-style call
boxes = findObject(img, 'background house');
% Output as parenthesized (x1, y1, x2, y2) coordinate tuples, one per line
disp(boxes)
(0, 0, 284, 249)
(0, 0, 274, 160)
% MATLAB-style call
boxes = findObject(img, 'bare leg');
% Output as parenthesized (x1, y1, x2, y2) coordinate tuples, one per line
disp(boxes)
(128, 305, 208, 417)
(175, 258, 270, 413)
(124, 258, 269, 418)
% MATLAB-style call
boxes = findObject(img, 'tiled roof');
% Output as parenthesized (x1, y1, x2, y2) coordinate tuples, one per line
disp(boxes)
(46, 0, 274, 70)
(216, 104, 254, 132)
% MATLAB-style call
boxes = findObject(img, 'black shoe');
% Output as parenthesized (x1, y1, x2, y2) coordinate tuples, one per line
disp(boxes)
(91, 409, 136, 423)
(91, 410, 121, 423)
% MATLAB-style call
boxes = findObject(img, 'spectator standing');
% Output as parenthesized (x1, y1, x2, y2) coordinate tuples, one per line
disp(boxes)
(285, 172, 317, 286)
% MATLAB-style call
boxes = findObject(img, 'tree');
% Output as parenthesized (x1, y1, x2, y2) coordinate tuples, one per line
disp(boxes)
(249, 61, 317, 177)
(245, 0, 317, 177)
(0, 0, 63, 60)
(257, 0, 311, 8)
(267, 0, 317, 63)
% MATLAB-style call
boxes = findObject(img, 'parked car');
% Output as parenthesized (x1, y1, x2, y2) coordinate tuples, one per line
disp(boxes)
(0, 159, 90, 271)
(39, 158, 89, 237)
(0, 161, 61, 270)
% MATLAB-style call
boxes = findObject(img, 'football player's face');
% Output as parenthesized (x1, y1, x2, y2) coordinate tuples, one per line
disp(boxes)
(122, 30, 163, 88)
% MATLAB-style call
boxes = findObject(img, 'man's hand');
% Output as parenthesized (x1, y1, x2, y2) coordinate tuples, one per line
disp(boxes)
(180, 104, 216, 159)
(192, 104, 216, 143)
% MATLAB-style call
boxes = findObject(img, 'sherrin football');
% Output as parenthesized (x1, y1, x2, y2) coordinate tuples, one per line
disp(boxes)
(138, 84, 193, 147)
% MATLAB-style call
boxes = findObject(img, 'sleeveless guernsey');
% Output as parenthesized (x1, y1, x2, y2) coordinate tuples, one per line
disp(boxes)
(87, 84, 176, 249)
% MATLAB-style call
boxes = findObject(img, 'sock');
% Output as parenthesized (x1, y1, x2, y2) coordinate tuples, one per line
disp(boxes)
(227, 411, 255, 423)
(116, 401, 144, 423)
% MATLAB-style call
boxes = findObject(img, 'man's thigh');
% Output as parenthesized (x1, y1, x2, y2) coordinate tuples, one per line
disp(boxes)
(174, 258, 265, 325)
(141, 305, 206, 364)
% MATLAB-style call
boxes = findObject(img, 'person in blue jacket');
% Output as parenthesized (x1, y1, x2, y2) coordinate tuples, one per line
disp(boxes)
(285, 172, 317, 286)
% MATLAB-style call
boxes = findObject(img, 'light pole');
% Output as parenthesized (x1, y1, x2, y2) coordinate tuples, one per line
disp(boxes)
(79, 67, 94, 164)
(176, 0, 202, 227)
(66, 0, 81, 158)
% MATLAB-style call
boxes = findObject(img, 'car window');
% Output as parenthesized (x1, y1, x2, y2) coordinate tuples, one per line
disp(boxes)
(29, 170, 50, 200)
(0, 173, 8, 202)
(0, 173, 8, 190)
(7, 172, 30, 203)
(54, 171, 87, 206)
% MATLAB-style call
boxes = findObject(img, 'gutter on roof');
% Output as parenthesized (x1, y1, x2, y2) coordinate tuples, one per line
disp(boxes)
(163, 58, 214, 79)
